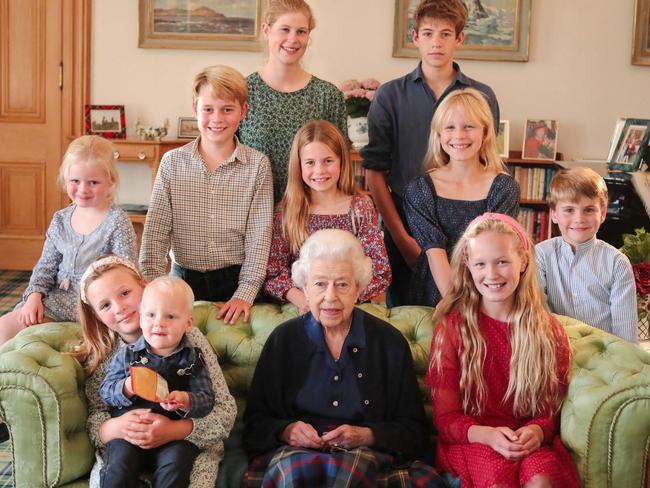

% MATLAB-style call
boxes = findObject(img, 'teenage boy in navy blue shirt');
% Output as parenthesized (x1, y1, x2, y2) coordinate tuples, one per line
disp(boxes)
(361, 0, 499, 306)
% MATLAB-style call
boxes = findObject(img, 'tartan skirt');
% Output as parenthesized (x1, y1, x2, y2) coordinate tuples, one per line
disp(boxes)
(245, 446, 447, 488)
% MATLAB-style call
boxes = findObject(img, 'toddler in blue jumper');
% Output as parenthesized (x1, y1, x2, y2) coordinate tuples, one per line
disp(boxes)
(99, 276, 214, 487)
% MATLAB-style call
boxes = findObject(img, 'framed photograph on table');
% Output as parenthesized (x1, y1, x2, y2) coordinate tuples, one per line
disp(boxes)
(632, 0, 650, 66)
(609, 119, 650, 172)
(392, 0, 531, 61)
(522, 119, 558, 161)
(177, 117, 200, 139)
(139, 0, 265, 51)
(497, 120, 510, 158)
(84, 105, 126, 139)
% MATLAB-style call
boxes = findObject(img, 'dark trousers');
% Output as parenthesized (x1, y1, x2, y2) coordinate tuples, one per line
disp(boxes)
(383, 197, 415, 307)
(384, 229, 414, 307)
(101, 439, 199, 488)
(171, 263, 241, 302)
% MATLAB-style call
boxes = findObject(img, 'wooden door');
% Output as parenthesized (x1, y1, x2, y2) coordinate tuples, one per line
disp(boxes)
(0, 0, 62, 269)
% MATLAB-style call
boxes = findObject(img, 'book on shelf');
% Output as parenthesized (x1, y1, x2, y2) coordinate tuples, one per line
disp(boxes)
(516, 208, 551, 243)
(509, 166, 557, 201)
(354, 163, 368, 190)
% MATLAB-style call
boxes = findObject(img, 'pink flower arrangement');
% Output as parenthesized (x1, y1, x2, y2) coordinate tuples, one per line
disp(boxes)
(338, 78, 380, 118)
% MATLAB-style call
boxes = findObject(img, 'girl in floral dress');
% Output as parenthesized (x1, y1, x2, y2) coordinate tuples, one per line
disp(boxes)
(428, 213, 580, 488)
(263, 120, 390, 312)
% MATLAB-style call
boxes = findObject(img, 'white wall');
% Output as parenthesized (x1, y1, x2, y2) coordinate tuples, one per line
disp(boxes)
(93, 0, 650, 162)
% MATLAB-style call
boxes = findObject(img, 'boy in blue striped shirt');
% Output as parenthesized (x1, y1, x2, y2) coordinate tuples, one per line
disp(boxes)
(535, 167, 638, 342)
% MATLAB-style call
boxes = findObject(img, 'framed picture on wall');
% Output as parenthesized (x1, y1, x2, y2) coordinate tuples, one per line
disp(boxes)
(178, 117, 200, 138)
(632, 0, 650, 66)
(138, 0, 265, 51)
(497, 120, 510, 158)
(609, 119, 650, 172)
(393, 0, 531, 61)
(522, 119, 558, 161)
(84, 105, 126, 139)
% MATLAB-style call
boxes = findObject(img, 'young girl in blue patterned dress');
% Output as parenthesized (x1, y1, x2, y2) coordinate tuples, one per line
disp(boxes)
(238, 0, 347, 202)
(0, 135, 136, 344)
(263, 120, 390, 312)
(403, 88, 520, 307)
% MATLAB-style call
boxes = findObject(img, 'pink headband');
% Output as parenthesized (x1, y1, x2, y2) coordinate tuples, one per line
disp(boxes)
(79, 256, 141, 304)
(466, 212, 530, 251)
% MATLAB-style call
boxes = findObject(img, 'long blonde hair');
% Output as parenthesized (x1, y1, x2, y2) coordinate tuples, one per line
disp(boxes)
(71, 259, 144, 376)
(423, 88, 506, 174)
(429, 217, 565, 418)
(280, 119, 360, 253)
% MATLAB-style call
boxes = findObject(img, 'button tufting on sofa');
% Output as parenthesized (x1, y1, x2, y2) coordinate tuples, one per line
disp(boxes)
(1, 307, 650, 488)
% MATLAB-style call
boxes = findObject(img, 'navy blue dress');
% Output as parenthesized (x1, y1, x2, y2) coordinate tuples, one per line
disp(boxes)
(404, 172, 520, 306)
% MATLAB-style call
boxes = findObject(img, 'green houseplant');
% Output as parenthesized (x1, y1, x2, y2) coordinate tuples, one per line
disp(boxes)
(620, 227, 650, 340)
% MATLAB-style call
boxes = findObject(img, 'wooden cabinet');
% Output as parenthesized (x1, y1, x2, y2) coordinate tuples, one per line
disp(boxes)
(112, 138, 188, 249)
(505, 151, 562, 243)
(112, 138, 188, 185)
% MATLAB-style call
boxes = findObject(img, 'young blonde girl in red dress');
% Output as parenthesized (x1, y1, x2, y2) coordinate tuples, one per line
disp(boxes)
(428, 213, 580, 488)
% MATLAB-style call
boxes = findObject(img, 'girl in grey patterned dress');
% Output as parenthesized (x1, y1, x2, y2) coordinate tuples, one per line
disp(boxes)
(0, 135, 136, 345)
(403, 89, 520, 307)
(238, 0, 347, 202)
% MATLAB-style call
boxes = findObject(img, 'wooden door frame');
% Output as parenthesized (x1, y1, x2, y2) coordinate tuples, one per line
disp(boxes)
(61, 0, 91, 207)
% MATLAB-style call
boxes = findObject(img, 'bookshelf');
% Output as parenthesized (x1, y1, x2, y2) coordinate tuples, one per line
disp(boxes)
(350, 148, 367, 190)
(505, 150, 562, 243)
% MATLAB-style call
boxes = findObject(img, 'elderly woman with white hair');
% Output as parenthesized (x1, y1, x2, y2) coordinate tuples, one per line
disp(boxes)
(243, 229, 443, 487)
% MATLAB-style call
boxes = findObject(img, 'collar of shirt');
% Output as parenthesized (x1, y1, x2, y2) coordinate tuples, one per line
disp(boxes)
(560, 235, 597, 259)
(408, 61, 469, 87)
(304, 308, 366, 353)
(129, 334, 192, 357)
(189, 136, 244, 173)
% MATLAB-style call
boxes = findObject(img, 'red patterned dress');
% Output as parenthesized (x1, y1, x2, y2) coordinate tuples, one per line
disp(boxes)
(428, 311, 580, 488)
(263, 195, 391, 302)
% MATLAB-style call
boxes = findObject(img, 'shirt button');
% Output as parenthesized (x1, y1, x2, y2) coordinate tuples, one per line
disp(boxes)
(357, 372, 363, 378)
(352, 347, 358, 353)
(332, 400, 339, 407)
(364, 400, 369, 405)
(333, 375, 339, 381)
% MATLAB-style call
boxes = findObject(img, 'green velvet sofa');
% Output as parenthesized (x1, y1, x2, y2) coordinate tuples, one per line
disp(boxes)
(0, 302, 649, 488)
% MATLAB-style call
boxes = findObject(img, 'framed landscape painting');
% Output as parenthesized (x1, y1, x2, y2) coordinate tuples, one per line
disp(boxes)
(84, 105, 126, 139)
(393, 0, 531, 61)
(632, 0, 650, 66)
(139, 0, 265, 51)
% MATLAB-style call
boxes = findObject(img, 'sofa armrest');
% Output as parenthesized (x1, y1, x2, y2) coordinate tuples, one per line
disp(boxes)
(0, 323, 93, 487)
(558, 315, 650, 488)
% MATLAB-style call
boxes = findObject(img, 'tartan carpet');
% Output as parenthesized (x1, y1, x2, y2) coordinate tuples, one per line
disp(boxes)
(0, 271, 29, 316)
(0, 441, 11, 488)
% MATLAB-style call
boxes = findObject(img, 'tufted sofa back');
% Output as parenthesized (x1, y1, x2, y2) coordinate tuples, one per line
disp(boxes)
(2, 302, 650, 487)
(192, 302, 436, 420)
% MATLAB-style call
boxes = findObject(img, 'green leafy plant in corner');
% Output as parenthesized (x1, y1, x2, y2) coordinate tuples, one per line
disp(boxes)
(620, 227, 650, 264)
(621, 228, 650, 340)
